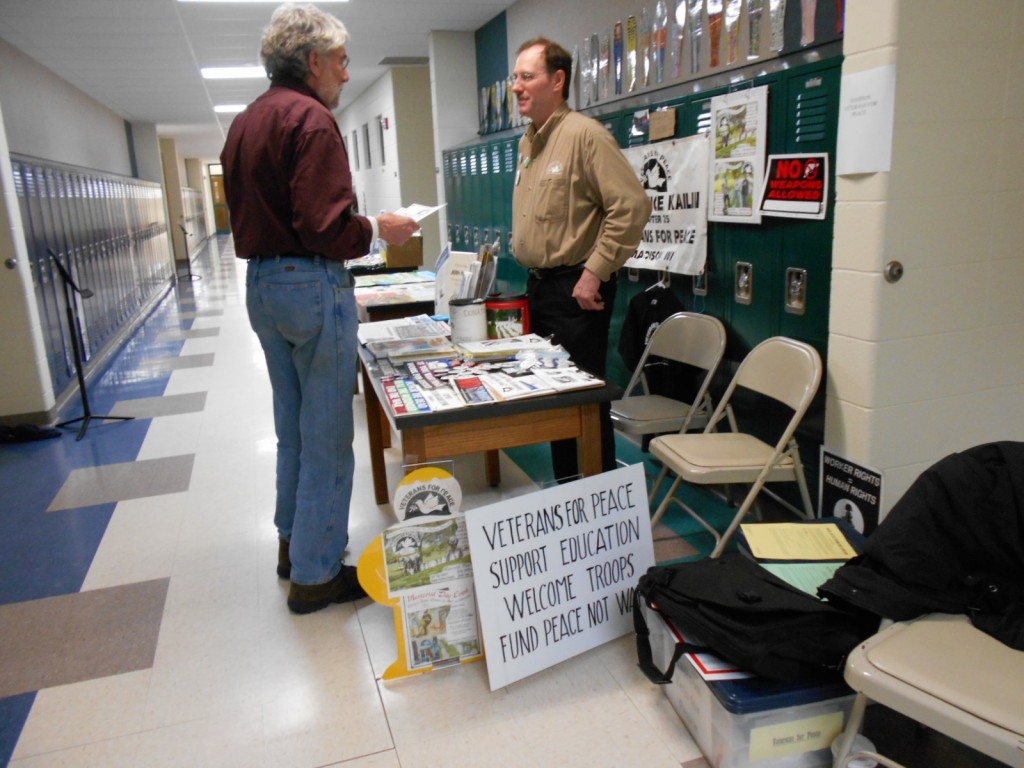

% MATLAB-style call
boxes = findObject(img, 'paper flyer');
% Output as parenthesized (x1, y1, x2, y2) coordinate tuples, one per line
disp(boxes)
(383, 515, 472, 597)
(688, 0, 704, 73)
(613, 22, 624, 95)
(403, 584, 482, 670)
(708, 85, 768, 224)
(625, 15, 637, 92)
(725, 0, 742, 65)
(707, 0, 723, 68)
(748, 0, 765, 59)
(393, 203, 445, 222)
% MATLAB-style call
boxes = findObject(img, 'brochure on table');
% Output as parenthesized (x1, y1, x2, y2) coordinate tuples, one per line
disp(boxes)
(434, 238, 499, 317)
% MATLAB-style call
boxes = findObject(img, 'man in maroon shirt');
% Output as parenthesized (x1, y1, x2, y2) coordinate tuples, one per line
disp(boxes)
(221, 4, 419, 614)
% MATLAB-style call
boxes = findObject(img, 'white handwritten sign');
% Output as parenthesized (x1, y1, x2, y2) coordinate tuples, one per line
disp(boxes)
(465, 464, 655, 690)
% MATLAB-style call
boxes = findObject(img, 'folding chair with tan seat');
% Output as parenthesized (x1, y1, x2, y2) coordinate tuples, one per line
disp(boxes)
(832, 613, 1024, 768)
(610, 311, 726, 450)
(647, 336, 822, 557)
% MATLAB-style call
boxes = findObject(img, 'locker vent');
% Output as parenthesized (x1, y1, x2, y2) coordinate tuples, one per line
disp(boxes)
(794, 91, 829, 143)
(696, 108, 712, 135)
(504, 142, 515, 173)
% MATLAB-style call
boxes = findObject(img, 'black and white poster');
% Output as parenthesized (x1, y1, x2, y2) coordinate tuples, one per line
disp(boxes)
(819, 448, 883, 534)
(624, 134, 709, 275)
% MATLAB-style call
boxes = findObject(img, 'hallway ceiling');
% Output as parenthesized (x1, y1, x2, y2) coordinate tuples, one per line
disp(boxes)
(0, 0, 514, 160)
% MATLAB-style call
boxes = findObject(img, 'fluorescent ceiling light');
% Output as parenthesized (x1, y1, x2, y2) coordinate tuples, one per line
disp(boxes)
(180, 0, 346, 3)
(214, 104, 247, 114)
(202, 66, 266, 80)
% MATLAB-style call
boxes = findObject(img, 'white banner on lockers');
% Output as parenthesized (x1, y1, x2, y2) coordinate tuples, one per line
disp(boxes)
(623, 133, 709, 275)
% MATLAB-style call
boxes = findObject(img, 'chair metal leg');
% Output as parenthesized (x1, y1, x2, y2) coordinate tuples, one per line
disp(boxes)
(710, 478, 767, 558)
(649, 474, 683, 526)
(790, 439, 816, 519)
(648, 464, 671, 507)
(831, 693, 868, 766)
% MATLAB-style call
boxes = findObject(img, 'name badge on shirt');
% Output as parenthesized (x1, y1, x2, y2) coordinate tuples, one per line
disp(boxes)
(548, 162, 563, 175)
(515, 169, 521, 186)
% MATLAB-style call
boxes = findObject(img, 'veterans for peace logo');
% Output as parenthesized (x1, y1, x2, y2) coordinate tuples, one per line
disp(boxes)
(394, 466, 462, 521)
(640, 155, 669, 193)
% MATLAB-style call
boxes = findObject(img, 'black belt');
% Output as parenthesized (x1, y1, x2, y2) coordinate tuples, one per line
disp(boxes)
(247, 253, 311, 261)
(528, 263, 585, 280)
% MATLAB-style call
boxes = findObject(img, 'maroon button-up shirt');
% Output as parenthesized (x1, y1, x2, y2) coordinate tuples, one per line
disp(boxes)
(220, 77, 371, 261)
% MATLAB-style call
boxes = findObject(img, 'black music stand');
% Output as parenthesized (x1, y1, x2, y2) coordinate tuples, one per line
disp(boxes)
(48, 249, 134, 441)
(177, 223, 201, 281)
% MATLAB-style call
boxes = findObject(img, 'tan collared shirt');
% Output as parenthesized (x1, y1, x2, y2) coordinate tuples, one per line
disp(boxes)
(512, 103, 651, 281)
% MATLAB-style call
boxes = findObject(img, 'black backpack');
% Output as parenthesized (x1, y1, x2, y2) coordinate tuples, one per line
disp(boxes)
(634, 554, 878, 683)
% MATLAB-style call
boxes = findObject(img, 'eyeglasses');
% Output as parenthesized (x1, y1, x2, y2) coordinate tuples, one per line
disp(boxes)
(341, 55, 350, 69)
(510, 71, 540, 85)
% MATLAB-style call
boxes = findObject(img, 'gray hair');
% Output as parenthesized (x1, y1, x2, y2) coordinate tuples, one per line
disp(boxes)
(260, 4, 349, 81)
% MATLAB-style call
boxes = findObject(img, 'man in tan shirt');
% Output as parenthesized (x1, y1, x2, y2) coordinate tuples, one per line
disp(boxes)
(511, 37, 651, 480)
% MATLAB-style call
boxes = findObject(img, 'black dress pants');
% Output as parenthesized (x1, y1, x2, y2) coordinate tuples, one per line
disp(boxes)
(527, 268, 618, 481)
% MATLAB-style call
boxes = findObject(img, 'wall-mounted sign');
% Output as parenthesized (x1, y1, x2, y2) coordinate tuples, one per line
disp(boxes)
(759, 153, 829, 220)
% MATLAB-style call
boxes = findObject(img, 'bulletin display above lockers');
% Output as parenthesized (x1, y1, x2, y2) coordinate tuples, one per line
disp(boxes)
(478, 0, 844, 136)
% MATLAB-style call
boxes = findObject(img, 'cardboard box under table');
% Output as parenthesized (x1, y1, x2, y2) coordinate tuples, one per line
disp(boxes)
(643, 604, 855, 768)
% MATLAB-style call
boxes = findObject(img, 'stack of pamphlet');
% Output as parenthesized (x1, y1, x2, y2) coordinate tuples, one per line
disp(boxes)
(357, 314, 449, 345)
(380, 376, 464, 415)
(736, 520, 864, 597)
(528, 366, 604, 392)
(476, 370, 555, 401)
(359, 314, 457, 364)
(450, 375, 496, 406)
(455, 333, 555, 362)
(366, 336, 458, 364)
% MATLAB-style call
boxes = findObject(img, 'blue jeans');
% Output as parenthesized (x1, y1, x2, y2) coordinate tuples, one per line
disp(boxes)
(245, 256, 358, 586)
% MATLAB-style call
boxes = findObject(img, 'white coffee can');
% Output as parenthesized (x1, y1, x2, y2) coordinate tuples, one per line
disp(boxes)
(448, 297, 487, 344)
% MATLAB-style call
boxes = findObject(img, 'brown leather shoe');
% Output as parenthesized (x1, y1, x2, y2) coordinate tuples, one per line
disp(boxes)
(287, 565, 366, 614)
(277, 538, 291, 579)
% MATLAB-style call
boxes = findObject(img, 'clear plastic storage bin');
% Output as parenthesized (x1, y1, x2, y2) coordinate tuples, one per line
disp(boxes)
(643, 604, 856, 768)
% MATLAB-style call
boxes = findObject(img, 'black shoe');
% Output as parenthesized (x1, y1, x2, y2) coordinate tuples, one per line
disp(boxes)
(287, 565, 367, 614)
(277, 538, 291, 579)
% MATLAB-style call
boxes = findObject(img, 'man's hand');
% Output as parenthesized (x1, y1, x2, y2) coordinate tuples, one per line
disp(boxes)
(572, 268, 605, 311)
(377, 213, 420, 246)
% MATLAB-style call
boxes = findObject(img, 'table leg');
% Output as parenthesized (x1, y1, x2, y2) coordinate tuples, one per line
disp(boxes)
(361, 363, 390, 505)
(379, 406, 391, 449)
(578, 402, 603, 476)
(485, 450, 501, 486)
